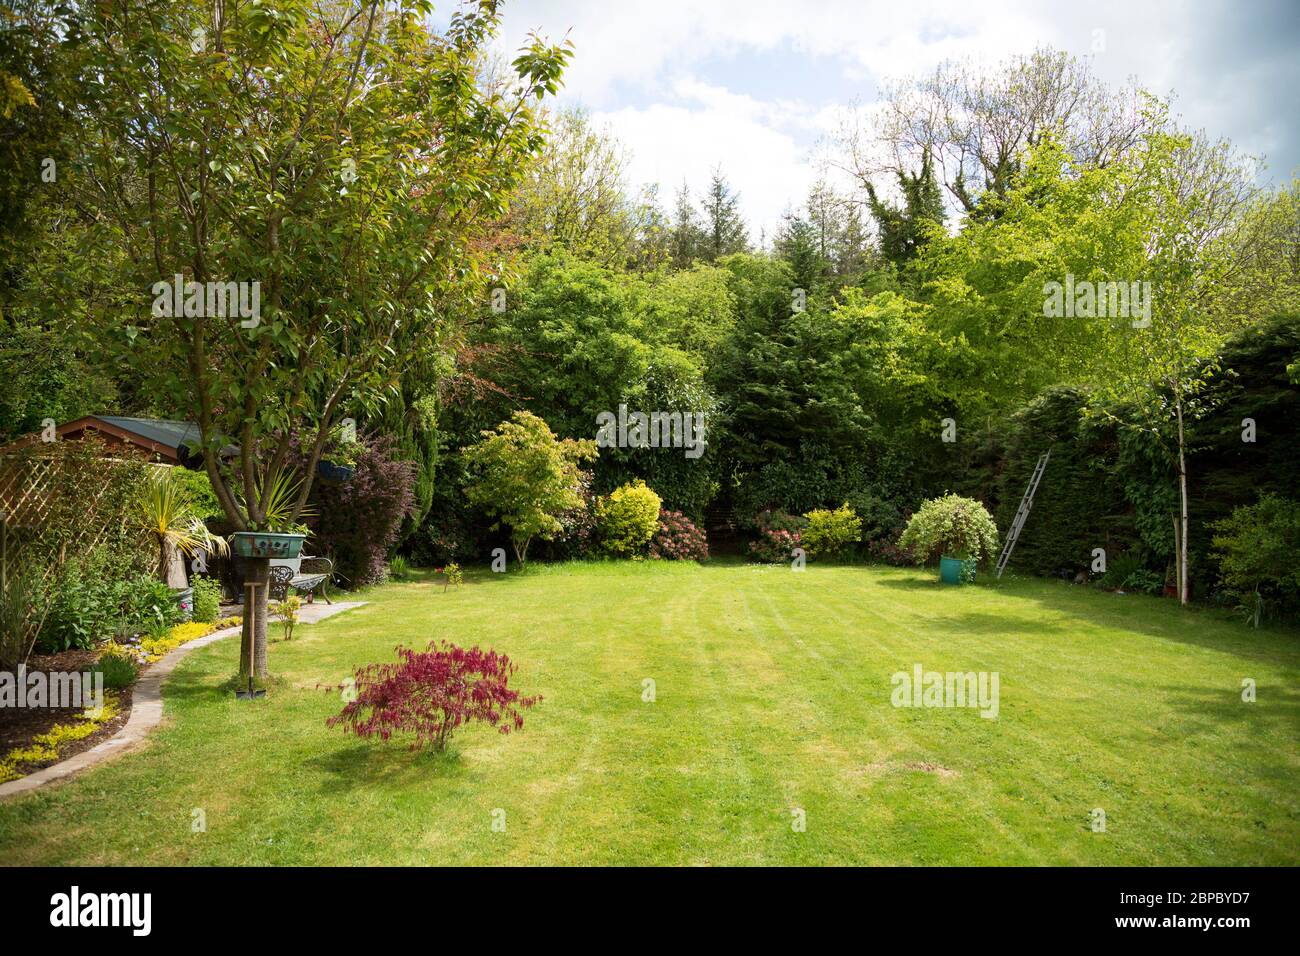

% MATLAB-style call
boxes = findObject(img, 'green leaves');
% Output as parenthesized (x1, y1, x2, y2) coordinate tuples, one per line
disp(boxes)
(899, 495, 1000, 565)
(1211, 494, 1300, 624)
(512, 35, 574, 99)
(62, 0, 567, 528)
(596, 480, 661, 556)
(136, 468, 230, 582)
(462, 411, 596, 563)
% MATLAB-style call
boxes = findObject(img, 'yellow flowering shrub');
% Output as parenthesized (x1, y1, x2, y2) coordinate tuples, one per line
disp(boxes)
(99, 641, 134, 661)
(139, 620, 222, 662)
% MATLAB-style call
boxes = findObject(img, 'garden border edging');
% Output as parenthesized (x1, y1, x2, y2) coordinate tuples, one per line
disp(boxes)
(0, 601, 367, 800)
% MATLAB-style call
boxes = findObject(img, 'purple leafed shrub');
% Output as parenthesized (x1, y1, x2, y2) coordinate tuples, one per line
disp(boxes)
(551, 470, 599, 559)
(867, 515, 913, 566)
(327, 641, 541, 752)
(649, 510, 708, 561)
(304, 436, 416, 586)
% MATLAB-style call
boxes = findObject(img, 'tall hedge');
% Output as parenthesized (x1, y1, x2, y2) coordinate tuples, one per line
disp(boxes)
(1186, 312, 1300, 590)
(954, 313, 1300, 590)
(955, 386, 1136, 576)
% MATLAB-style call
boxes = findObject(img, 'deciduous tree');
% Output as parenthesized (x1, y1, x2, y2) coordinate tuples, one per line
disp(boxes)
(462, 410, 595, 564)
(57, 0, 570, 675)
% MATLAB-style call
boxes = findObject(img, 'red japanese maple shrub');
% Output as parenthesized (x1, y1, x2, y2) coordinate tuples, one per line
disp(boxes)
(328, 641, 541, 752)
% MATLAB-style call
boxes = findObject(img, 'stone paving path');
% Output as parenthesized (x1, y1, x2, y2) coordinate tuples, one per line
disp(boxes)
(0, 601, 366, 800)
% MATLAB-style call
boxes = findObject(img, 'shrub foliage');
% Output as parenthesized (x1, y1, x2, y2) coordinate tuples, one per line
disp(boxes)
(899, 495, 1000, 564)
(748, 509, 806, 563)
(463, 411, 597, 564)
(801, 503, 863, 557)
(191, 576, 222, 623)
(328, 641, 541, 753)
(1211, 494, 1300, 625)
(649, 509, 708, 561)
(304, 436, 417, 587)
(597, 479, 662, 556)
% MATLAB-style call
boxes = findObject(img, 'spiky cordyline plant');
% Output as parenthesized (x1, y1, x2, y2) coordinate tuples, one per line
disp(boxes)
(235, 468, 318, 534)
(138, 468, 230, 585)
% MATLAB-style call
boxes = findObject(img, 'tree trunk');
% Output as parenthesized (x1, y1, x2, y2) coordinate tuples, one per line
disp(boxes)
(161, 541, 188, 589)
(239, 557, 271, 680)
(1175, 393, 1190, 606)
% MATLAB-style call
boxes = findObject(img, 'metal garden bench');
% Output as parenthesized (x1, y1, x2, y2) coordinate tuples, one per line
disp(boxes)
(269, 556, 334, 604)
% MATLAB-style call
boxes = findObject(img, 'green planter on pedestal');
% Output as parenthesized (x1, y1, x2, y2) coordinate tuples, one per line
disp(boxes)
(229, 532, 306, 559)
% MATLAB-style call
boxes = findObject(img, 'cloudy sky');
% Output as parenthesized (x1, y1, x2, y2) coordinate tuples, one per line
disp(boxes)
(473, 0, 1300, 240)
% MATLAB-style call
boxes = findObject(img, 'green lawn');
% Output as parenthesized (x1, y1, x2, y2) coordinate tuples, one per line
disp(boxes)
(1, 561, 1297, 865)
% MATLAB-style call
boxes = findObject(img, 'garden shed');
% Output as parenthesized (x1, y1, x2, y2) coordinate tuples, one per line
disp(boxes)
(1, 416, 235, 467)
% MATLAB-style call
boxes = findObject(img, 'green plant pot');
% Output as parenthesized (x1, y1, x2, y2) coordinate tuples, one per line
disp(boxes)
(229, 532, 305, 559)
(939, 555, 973, 584)
(316, 460, 355, 483)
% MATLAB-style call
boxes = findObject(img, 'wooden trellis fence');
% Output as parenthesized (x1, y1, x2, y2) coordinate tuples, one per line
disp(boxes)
(0, 438, 152, 666)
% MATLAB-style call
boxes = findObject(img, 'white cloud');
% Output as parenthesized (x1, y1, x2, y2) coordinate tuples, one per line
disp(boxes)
(497, 0, 1066, 106)
(488, 0, 1300, 235)
(593, 83, 822, 243)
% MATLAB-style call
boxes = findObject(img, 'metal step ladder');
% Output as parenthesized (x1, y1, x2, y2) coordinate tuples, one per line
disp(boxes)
(995, 448, 1051, 579)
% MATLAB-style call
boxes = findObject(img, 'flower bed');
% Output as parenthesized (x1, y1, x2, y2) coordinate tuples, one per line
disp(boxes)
(0, 692, 122, 783)
(0, 617, 241, 784)
(109, 616, 242, 666)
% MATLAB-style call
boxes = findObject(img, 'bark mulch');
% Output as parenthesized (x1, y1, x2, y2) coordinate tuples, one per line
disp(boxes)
(1, 648, 135, 772)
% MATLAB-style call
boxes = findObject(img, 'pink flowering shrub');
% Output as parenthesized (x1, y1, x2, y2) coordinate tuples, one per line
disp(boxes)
(748, 509, 806, 563)
(649, 510, 708, 561)
(552, 470, 599, 558)
(327, 641, 541, 752)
